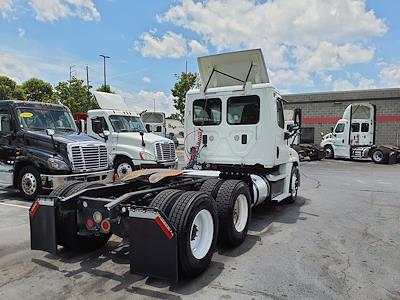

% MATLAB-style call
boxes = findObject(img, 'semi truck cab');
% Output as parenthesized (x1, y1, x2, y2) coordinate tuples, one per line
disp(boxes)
(87, 92, 178, 178)
(0, 100, 113, 199)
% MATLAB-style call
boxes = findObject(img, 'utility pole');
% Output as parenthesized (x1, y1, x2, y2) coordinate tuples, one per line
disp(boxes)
(99, 54, 110, 90)
(69, 65, 76, 82)
(86, 65, 90, 103)
(85, 65, 90, 87)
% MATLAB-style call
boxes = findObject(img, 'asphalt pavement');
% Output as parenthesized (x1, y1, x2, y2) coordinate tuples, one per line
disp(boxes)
(0, 159, 399, 299)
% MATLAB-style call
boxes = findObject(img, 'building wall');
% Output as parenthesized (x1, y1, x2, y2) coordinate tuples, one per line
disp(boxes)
(283, 89, 400, 146)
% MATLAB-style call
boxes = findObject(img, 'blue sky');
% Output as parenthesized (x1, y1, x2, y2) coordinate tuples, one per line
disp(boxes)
(0, 0, 399, 114)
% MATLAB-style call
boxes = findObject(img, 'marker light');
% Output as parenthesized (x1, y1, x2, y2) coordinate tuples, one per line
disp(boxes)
(101, 219, 110, 233)
(93, 211, 103, 223)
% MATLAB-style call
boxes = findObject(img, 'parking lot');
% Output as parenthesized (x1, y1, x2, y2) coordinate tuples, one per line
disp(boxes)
(0, 159, 399, 299)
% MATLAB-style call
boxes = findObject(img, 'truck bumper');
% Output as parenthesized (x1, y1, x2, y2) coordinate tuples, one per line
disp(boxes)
(133, 158, 179, 169)
(0, 164, 13, 188)
(41, 169, 114, 190)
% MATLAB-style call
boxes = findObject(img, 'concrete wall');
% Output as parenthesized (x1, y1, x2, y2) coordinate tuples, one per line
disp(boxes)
(283, 89, 400, 146)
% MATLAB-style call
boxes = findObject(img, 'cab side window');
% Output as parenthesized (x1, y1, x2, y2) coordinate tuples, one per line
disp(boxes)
(0, 109, 13, 133)
(335, 123, 345, 133)
(276, 99, 285, 129)
(91, 117, 108, 131)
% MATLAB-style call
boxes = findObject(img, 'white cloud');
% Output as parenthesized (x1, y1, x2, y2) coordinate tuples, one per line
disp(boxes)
(0, 51, 37, 83)
(188, 40, 208, 56)
(0, 0, 14, 18)
(157, 0, 387, 86)
(18, 28, 25, 38)
(142, 76, 151, 84)
(331, 73, 375, 91)
(114, 88, 176, 115)
(135, 31, 208, 59)
(378, 63, 400, 87)
(29, 0, 100, 22)
(269, 69, 313, 88)
(135, 31, 187, 59)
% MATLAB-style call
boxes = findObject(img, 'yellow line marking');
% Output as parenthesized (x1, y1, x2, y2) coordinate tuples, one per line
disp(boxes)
(0, 202, 30, 209)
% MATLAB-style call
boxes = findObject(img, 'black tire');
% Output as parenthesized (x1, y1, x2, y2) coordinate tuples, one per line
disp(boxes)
(371, 148, 388, 164)
(199, 178, 225, 199)
(215, 180, 251, 247)
(324, 145, 334, 159)
(57, 182, 111, 252)
(49, 181, 81, 197)
(114, 157, 134, 178)
(18, 165, 42, 200)
(168, 191, 218, 278)
(149, 189, 184, 216)
(287, 166, 300, 204)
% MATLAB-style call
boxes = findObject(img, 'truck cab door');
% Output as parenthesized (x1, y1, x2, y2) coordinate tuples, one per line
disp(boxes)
(0, 108, 17, 161)
(332, 121, 350, 158)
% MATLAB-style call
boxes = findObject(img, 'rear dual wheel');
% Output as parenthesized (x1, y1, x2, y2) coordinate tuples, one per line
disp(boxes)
(167, 191, 219, 278)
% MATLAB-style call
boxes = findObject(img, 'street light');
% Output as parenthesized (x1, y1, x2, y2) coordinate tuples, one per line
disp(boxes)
(99, 54, 110, 89)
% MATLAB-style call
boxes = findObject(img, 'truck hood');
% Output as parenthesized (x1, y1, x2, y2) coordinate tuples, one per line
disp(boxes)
(25, 130, 101, 145)
(116, 132, 173, 145)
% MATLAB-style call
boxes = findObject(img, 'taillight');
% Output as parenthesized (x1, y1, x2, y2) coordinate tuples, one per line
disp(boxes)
(86, 218, 94, 229)
(101, 219, 110, 233)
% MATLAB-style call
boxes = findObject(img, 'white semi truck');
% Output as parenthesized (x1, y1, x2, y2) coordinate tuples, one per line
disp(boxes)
(29, 49, 301, 280)
(80, 92, 178, 178)
(321, 103, 400, 164)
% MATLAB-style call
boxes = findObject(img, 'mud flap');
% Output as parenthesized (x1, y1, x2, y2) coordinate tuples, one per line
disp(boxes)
(29, 197, 58, 254)
(128, 207, 178, 281)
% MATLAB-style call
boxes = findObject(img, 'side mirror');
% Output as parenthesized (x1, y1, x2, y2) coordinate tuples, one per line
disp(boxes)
(102, 130, 110, 142)
(330, 127, 334, 133)
(92, 120, 102, 134)
(46, 128, 55, 136)
(293, 108, 302, 129)
(320, 132, 324, 137)
(139, 131, 145, 147)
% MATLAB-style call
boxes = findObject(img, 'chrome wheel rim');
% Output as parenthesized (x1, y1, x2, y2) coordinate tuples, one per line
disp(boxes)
(117, 163, 133, 178)
(325, 147, 333, 158)
(233, 194, 249, 232)
(21, 173, 37, 196)
(373, 151, 383, 162)
(190, 209, 214, 259)
(291, 171, 299, 197)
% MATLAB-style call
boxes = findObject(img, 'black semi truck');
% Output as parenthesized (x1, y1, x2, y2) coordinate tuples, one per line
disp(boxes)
(0, 100, 113, 199)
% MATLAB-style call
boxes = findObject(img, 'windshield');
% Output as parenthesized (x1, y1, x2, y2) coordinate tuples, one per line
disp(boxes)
(109, 115, 146, 132)
(17, 108, 77, 132)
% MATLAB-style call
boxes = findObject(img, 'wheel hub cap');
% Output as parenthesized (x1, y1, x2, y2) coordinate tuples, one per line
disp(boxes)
(117, 163, 133, 177)
(21, 173, 37, 196)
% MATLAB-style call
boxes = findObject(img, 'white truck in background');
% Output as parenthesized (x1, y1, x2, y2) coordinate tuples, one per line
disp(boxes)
(321, 103, 400, 164)
(284, 109, 325, 161)
(140, 111, 166, 137)
(80, 92, 178, 178)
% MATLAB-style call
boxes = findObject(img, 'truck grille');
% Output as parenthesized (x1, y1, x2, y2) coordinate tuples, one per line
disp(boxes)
(155, 142, 176, 162)
(70, 144, 108, 172)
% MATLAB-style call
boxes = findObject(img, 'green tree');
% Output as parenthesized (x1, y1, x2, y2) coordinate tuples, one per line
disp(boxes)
(171, 72, 199, 123)
(96, 84, 114, 93)
(0, 76, 26, 100)
(22, 78, 53, 101)
(54, 78, 99, 113)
